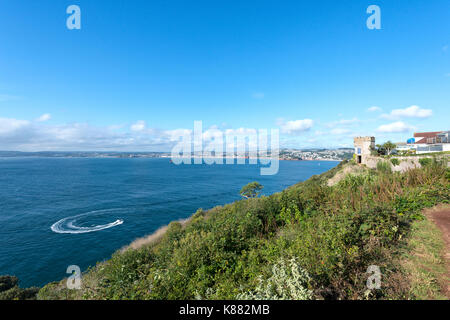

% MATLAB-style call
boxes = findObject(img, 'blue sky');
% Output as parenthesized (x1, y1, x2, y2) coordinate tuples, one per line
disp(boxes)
(0, 0, 449, 151)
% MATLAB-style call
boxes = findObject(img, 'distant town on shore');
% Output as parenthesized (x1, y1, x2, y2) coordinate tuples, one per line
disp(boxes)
(0, 148, 354, 161)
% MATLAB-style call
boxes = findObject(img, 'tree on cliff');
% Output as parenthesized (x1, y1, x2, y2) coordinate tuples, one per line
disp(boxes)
(240, 182, 263, 199)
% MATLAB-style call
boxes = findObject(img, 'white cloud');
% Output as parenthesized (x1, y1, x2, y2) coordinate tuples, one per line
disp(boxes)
(0, 115, 288, 151)
(314, 130, 326, 136)
(381, 105, 432, 119)
(326, 118, 360, 128)
(224, 128, 257, 136)
(107, 124, 126, 131)
(279, 119, 314, 135)
(130, 120, 147, 132)
(376, 121, 416, 133)
(337, 118, 359, 126)
(36, 113, 51, 122)
(367, 106, 382, 112)
(0, 116, 195, 151)
(0, 117, 30, 135)
(164, 128, 192, 141)
(330, 128, 350, 135)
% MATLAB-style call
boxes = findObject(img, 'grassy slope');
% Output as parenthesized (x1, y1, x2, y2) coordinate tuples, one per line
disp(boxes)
(398, 207, 448, 300)
(37, 159, 449, 300)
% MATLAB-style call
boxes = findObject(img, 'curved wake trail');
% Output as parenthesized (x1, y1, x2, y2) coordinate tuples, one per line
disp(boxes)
(51, 209, 124, 234)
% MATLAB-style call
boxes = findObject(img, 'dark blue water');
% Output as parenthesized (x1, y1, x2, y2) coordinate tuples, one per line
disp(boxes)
(0, 158, 338, 288)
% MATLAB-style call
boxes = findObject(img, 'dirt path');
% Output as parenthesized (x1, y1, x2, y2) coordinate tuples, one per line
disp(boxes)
(426, 205, 450, 299)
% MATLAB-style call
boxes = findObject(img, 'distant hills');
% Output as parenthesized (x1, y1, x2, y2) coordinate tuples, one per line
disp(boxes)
(0, 148, 354, 161)
(0, 151, 167, 158)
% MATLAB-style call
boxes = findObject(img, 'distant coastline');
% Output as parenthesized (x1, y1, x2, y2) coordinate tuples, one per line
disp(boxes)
(0, 148, 353, 162)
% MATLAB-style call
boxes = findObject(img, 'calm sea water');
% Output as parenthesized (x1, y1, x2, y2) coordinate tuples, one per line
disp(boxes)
(0, 158, 338, 288)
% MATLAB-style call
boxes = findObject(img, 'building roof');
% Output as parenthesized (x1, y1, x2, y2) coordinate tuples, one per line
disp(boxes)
(413, 131, 443, 144)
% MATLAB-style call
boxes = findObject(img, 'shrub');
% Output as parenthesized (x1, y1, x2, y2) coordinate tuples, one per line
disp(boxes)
(279, 200, 302, 225)
(376, 161, 392, 173)
(0, 275, 18, 292)
(0, 275, 39, 300)
(419, 158, 432, 167)
(338, 172, 377, 190)
(236, 257, 313, 300)
(0, 286, 39, 300)
(390, 158, 400, 166)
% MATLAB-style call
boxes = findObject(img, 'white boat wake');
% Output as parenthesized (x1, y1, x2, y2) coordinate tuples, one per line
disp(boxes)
(51, 209, 124, 234)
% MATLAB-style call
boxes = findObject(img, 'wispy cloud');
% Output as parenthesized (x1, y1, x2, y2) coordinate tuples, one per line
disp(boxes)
(330, 128, 351, 135)
(36, 113, 51, 122)
(367, 106, 382, 112)
(381, 105, 432, 120)
(0, 116, 277, 152)
(376, 121, 416, 133)
(278, 119, 314, 135)
(130, 120, 147, 132)
(0, 116, 192, 151)
(0, 117, 30, 135)
(326, 118, 360, 128)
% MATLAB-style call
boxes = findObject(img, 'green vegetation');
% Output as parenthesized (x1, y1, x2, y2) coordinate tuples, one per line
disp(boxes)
(400, 215, 450, 300)
(0, 276, 39, 300)
(236, 257, 313, 300)
(419, 158, 432, 167)
(398, 151, 450, 157)
(376, 141, 397, 156)
(390, 158, 400, 166)
(376, 160, 392, 173)
(383, 141, 396, 156)
(240, 182, 264, 199)
(35, 159, 450, 300)
(398, 213, 448, 300)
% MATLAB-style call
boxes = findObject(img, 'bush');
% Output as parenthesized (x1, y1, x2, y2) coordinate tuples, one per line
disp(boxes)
(0, 275, 18, 292)
(390, 158, 400, 166)
(0, 286, 39, 300)
(338, 172, 377, 190)
(0, 275, 39, 300)
(237, 257, 313, 300)
(419, 158, 432, 167)
(376, 161, 392, 173)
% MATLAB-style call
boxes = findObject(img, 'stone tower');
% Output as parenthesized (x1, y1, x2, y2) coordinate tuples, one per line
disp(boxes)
(353, 136, 375, 164)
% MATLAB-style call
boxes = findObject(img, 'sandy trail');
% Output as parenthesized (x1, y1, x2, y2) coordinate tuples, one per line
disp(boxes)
(426, 205, 450, 299)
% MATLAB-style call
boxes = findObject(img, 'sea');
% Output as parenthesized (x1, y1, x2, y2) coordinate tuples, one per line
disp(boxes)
(0, 157, 338, 288)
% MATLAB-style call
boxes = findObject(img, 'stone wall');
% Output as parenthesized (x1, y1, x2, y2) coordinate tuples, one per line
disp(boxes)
(362, 155, 449, 173)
